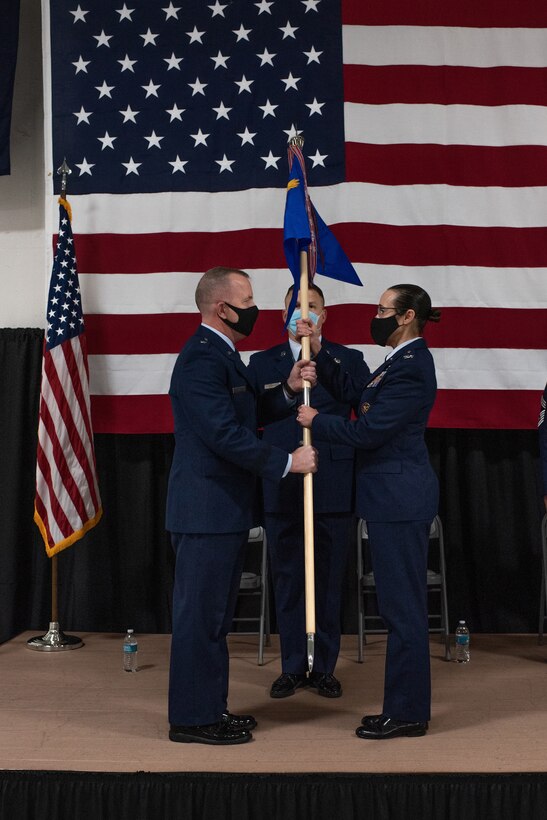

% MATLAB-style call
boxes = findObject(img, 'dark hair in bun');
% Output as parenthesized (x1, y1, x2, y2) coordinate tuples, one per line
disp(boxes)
(389, 284, 441, 332)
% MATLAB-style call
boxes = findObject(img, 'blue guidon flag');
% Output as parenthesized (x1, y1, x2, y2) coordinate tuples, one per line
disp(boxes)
(283, 138, 362, 325)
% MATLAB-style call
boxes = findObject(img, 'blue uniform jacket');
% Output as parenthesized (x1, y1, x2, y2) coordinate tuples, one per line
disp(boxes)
(247, 340, 368, 514)
(166, 325, 292, 534)
(312, 338, 439, 523)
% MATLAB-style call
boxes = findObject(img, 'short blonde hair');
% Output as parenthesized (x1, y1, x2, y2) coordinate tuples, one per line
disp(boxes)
(195, 266, 249, 311)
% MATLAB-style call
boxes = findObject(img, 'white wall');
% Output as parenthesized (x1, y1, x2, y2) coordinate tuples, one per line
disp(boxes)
(0, 0, 46, 329)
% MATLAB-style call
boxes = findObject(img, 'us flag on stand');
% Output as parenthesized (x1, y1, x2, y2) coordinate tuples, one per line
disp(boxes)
(45, 0, 546, 433)
(34, 198, 102, 558)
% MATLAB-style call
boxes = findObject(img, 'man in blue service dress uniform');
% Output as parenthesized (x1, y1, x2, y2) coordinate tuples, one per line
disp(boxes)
(247, 284, 368, 698)
(166, 266, 317, 746)
(298, 284, 440, 739)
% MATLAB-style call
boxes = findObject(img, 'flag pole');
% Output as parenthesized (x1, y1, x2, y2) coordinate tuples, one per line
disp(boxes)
(27, 159, 84, 652)
(299, 249, 316, 672)
(284, 133, 362, 670)
(286, 133, 317, 671)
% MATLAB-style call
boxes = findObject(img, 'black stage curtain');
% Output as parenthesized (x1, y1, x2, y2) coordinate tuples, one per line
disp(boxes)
(0, 329, 544, 643)
(1, 771, 547, 820)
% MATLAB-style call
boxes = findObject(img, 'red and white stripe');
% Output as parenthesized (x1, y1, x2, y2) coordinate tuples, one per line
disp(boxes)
(35, 335, 102, 557)
(44, 0, 547, 433)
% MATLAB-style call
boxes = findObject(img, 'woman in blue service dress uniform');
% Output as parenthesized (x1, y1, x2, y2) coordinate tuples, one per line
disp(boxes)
(297, 284, 441, 740)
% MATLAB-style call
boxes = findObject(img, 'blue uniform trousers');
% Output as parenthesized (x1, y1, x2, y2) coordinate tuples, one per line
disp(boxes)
(366, 520, 432, 723)
(266, 513, 353, 675)
(168, 531, 247, 726)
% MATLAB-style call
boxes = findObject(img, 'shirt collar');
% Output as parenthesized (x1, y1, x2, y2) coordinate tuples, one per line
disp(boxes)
(201, 323, 235, 352)
(385, 336, 421, 360)
(289, 335, 322, 361)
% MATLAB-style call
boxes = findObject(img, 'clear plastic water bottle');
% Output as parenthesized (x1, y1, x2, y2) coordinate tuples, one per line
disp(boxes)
(123, 629, 138, 672)
(455, 620, 470, 663)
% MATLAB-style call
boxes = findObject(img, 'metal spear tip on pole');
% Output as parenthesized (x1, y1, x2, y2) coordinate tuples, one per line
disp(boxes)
(57, 157, 72, 177)
(57, 157, 72, 197)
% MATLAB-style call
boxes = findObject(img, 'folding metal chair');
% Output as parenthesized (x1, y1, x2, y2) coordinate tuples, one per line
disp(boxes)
(231, 526, 271, 665)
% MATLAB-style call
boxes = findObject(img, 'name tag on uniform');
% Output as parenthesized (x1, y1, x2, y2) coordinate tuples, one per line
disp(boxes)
(232, 385, 248, 395)
(366, 370, 387, 388)
(263, 382, 281, 390)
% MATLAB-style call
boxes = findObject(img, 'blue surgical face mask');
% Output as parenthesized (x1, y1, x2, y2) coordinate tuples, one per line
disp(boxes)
(287, 309, 320, 336)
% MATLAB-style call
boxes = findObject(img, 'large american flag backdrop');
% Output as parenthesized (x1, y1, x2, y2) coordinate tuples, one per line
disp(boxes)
(44, 0, 546, 433)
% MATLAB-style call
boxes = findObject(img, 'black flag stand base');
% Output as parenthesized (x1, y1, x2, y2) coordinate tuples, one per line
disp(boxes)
(27, 621, 84, 652)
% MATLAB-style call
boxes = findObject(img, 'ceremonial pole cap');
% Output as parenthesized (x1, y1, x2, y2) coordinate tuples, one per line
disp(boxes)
(57, 157, 72, 199)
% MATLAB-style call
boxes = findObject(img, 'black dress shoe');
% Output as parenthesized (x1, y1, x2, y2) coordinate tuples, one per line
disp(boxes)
(360, 713, 385, 728)
(270, 673, 308, 698)
(222, 711, 257, 730)
(309, 672, 342, 698)
(169, 721, 252, 745)
(356, 716, 428, 740)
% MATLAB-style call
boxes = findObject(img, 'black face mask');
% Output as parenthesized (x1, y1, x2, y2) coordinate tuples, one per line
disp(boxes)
(370, 314, 400, 347)
(221, 302, 259, 337)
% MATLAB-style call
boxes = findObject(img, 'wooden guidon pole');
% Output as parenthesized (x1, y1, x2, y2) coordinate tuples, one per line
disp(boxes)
(299, 249, 316, 672)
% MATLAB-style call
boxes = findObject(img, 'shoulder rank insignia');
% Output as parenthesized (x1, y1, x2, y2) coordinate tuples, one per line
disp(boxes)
(366, 369, 387, 388)
(361, 402, 371, 414)
(403, 351, 414, 359)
